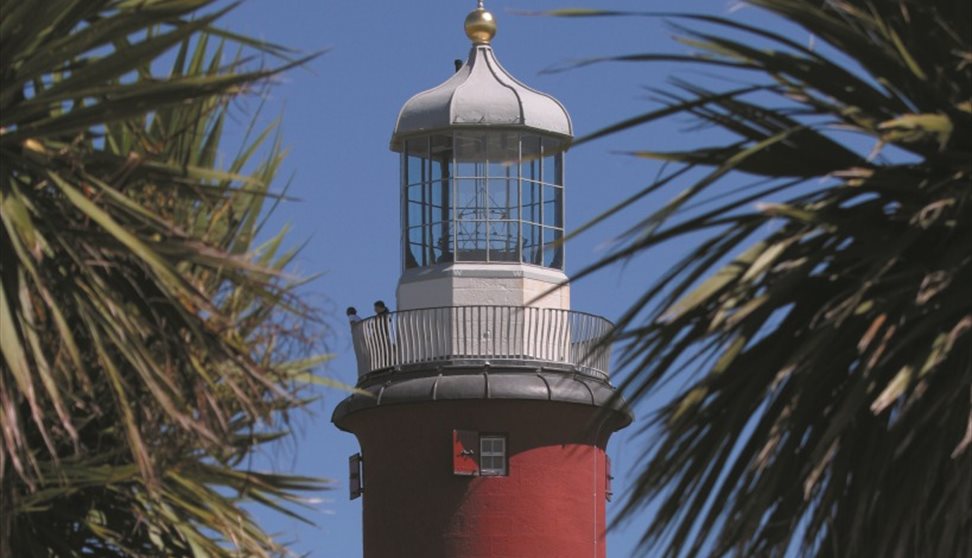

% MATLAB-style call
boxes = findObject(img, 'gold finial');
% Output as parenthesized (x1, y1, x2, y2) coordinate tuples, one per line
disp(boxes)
(464, 1, 496, 44)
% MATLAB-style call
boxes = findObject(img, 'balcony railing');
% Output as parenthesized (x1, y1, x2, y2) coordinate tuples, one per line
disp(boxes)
(351, 306, 613, 380)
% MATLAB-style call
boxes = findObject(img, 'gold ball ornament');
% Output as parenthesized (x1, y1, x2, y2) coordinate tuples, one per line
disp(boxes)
(464, 7, 496, 44)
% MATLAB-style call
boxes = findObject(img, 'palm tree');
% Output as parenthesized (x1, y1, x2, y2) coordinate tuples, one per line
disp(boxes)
(1, 1, 327, 555)
(558, 1, 970, 556)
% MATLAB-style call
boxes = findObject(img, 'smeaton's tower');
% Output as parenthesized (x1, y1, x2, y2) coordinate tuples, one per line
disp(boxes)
(332, 4, 631, 557)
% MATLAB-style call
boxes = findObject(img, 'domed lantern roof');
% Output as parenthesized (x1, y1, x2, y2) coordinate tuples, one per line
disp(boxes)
(391, 2, 572, 151)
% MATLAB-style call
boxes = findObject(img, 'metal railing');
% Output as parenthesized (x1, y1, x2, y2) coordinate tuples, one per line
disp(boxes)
(350, 306, 613, 380)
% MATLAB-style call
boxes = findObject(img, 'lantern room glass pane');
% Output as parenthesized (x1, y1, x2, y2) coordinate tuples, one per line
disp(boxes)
(488, 159, 515, 180)
(407, 155, 424, 186)
(488, 132, 519, 185)
(430, 134, 451, 183)
(543, 185, 563, 228)
(489, 221, 518, 262)
(456, 220, 487, 261)
(456, 160, 482, 178)
(430, 156, 445, 182)
(407, 226, 426, 268)
(522, 134, 541, 184)
(543, 227, 563, 269)
(408, 200, 422, 229)
(542, 153, 559, 185)
(404, 137, 429, 186)
(430, 221, 453, 264)
(430, 180, 447, 213)
(523, 181, 541, 224)
(522, 223, 542, 266)
(488, 178, 517, 220)
(523, 157, 540, 182)
(407, 183, 426, 229)
(456, 178, 484, 217)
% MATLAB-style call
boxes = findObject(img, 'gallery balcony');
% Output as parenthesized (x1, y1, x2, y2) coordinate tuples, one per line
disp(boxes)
(350, 305, 613, 382)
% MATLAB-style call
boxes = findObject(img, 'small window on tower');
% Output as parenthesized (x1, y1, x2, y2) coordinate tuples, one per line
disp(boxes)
(479, 434, 507, 476)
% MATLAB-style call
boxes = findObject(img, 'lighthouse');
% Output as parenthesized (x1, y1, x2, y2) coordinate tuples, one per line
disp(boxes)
(332, 3, 631, 557)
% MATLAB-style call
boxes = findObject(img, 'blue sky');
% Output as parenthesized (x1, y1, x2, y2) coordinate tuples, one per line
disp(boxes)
(213, 1, 794, 556)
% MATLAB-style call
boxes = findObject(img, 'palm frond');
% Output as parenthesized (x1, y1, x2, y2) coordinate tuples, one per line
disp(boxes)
(1, 1, 329, 556)
(558, 1, 971, 556)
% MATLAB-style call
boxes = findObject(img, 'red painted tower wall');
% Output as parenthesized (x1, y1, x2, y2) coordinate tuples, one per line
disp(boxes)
(338, 399, 621, 558)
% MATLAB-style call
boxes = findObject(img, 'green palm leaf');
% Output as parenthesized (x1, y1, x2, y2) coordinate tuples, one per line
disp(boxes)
(1, 1, 328, 556)
(556, 1, 971, 556)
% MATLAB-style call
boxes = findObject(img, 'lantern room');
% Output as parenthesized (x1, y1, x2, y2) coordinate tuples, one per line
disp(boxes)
(397, 132, 565, 270)
(391, 3, 573, 311)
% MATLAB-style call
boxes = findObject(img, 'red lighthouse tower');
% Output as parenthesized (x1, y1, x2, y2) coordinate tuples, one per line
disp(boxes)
(333, 4, 631, 556)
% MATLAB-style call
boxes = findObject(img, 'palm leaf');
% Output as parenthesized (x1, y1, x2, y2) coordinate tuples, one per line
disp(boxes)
(1, 2, 330, 556)
(555, 2, 971, 557)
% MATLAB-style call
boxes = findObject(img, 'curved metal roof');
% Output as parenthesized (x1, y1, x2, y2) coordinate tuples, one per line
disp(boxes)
(391, 44, 573, 151)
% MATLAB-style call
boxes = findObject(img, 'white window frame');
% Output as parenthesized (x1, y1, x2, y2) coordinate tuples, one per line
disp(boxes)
(479, 434, 507, 476)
